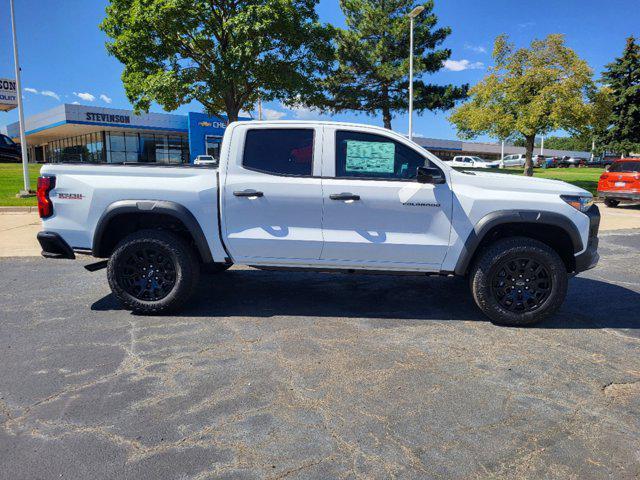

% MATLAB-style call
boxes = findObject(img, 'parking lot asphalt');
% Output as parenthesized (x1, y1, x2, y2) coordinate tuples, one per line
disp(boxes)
(1, 231, 639, 479)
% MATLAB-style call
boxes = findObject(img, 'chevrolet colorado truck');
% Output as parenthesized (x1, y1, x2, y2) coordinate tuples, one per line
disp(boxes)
(36, 121, 600, 326)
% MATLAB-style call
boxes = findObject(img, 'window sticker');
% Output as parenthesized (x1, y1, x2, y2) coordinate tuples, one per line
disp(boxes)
(345, 140, 395, 173)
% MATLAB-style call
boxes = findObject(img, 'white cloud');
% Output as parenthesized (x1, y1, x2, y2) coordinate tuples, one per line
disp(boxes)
(281, 100, 321, 119)
(443, 59, 485, 71)
(464, 43, 487, 54)
(73, 92, 95, 102)
(40, 90, 60, 101)
(71, 101, 80, 105)
(99, 94, 112, 104)
(23, 87, 60, 101)
(263, 108, 286, 120)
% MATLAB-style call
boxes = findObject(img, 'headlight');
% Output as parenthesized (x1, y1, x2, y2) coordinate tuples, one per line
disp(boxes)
(561, 194, 594, 213)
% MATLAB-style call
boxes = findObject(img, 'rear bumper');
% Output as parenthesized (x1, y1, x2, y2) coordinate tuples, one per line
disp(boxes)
(574, 205, 600, 273)
(598, 190, 640, 201)
(37, 231, 75, 259)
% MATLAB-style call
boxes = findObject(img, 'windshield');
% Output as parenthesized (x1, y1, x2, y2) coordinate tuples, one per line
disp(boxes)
(470, 157, 484, 162)
(609, 161, 640, 173)
(198, 156, 214, 160)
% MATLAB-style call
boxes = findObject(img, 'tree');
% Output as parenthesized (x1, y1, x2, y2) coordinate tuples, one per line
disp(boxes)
(100, 0, 334, 122)
(598, 36, 640, 156)
(449, 34, 593, 176)
(323, 0, 467, 130)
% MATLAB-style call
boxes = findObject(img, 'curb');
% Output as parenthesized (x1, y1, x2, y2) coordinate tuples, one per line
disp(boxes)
(0, 206, 38, 214)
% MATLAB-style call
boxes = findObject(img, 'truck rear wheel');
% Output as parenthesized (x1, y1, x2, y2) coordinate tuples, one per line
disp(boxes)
(604, 198, 620, 208)
(107, 229, 200, 314)
(469, 237, 568, 326)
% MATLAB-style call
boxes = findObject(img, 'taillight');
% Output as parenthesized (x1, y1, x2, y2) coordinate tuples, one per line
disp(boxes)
(37, 176, 56, 218)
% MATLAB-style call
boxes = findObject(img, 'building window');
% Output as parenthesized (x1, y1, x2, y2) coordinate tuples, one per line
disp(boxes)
(47, 131, 188, 164)
(205, 135, 222, 160)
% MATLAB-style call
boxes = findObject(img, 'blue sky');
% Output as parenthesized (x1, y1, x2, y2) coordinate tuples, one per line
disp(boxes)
(1, 0, 638, 140)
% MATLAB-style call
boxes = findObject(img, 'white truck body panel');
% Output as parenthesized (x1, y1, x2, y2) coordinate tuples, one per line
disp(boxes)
(40, 120, 593, 274)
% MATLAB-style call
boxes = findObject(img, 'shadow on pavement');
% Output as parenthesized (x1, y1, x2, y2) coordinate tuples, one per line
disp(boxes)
(91, 269, 640, 329)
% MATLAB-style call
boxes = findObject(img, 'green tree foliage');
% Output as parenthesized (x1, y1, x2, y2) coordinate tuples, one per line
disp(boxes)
(323, 0, 467, 130)
(599, 37, 640, 156)
(100, 0, 334, 122)
(449, 34, 593, 176)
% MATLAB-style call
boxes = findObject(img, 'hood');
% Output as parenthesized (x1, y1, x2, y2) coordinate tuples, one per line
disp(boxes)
(454, 170, 591, 196)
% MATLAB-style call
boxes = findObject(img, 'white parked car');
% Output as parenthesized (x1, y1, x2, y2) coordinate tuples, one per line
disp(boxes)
(194, 154, 218, 166)
(36, 121, 599, 326)
(501, 154, 528, 167)
(448, 156, 500, 168)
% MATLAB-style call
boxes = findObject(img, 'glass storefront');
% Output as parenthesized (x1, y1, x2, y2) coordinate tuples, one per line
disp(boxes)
(47, 131, 189, 164)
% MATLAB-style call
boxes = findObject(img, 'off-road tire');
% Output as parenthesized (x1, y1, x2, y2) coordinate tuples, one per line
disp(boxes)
(107, 229, 200, 314)
(469, 237, 568, 326)
(604, 198, 620, 208)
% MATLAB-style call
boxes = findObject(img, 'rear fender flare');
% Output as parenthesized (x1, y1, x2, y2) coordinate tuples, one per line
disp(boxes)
(92, 200, 213, 263)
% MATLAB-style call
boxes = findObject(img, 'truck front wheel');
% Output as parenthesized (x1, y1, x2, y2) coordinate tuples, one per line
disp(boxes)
(107, 229, 200, 314)
(469, 237, 568, 326)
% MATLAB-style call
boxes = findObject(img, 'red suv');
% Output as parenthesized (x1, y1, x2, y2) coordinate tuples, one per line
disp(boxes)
(597, 158, 640, 207)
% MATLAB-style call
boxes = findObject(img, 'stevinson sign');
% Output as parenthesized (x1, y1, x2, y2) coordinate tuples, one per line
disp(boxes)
(0, 78, 17, 112)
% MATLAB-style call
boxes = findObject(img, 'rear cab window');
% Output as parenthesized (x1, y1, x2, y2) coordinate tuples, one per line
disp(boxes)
(609, 161, 640, 173)
(242, 129, 314, 176)
(334, 130, 436, 181)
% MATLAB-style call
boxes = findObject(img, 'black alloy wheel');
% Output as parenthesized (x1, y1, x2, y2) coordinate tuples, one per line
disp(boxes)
(116, 246, 177, 301)
(490, 257, 551, 313)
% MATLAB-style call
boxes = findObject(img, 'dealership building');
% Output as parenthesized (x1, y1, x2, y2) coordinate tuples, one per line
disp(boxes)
(3, 103, 590, 164)
(4, 104, 240, 164)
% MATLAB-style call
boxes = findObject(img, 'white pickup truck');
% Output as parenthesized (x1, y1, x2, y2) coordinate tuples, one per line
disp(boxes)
(36, 121, 600, 326)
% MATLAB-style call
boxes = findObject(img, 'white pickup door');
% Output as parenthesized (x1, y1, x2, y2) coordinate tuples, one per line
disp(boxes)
(221, 123, 453, 271)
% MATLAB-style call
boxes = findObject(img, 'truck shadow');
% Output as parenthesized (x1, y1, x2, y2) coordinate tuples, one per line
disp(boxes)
(91, 268, 640, 330)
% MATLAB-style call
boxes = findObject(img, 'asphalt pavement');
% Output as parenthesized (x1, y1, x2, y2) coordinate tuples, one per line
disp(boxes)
(0, 230, 639, 479)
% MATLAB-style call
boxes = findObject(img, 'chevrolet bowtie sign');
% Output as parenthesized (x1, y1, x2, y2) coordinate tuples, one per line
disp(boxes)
(0, 78, 17, 112)
(199, 120, 226, 128)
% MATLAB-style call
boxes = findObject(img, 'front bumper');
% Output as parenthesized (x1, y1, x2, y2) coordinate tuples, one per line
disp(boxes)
(574, 205, 600, 273)
(37, 231, 75, 259)
(598, 190, 640, 201)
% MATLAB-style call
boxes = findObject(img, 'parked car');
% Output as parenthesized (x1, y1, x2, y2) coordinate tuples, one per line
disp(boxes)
(448, 155, 500, 168)
(501, 154, 527, 167)
(36, 120, 599, 327)
(0, 133, 21, 162)
(557, 156, 587, 168)
(597, 158, 640, 207)
(539, 157, 559, 168)
(194, 154, 218, 166)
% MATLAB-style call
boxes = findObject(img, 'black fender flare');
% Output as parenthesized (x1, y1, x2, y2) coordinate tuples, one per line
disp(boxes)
(92, 200, 213, 263)
(454, 210, 583, 275)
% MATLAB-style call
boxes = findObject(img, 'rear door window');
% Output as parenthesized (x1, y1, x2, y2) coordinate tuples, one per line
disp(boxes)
(243, 129, 314, 176)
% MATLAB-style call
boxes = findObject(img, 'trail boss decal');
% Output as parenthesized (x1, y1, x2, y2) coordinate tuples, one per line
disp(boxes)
(56, 193, 84, 200)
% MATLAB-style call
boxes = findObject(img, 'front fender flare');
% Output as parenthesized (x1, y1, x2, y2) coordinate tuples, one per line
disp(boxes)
(454, 210, 583, 275)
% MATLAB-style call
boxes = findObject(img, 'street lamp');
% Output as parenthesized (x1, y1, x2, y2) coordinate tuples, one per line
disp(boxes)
(407, 5, 424, 141)
(9, 0, 31, 195)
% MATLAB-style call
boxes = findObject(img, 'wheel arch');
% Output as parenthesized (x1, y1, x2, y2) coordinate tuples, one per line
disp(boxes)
(92, 200, 213, 263)
(455, 210, 583, 275)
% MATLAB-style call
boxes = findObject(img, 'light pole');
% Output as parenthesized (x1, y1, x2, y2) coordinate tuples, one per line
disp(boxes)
(9, 0, 31, 195)
(407, 5, 424, 141)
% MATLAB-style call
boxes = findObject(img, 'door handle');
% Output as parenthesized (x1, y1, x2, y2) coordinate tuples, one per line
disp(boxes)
(330, 193, 360, 201)
(234, 190, 264, 198)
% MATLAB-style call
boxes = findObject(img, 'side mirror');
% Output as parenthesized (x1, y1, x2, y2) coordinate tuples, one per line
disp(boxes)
(417, 166, 446, 184)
